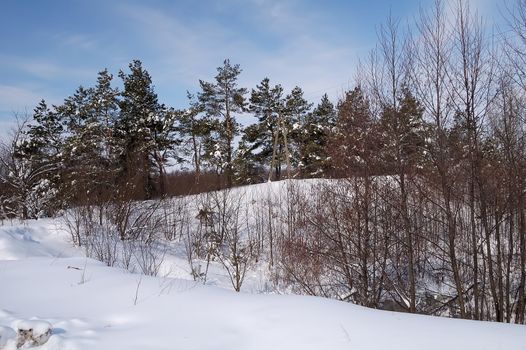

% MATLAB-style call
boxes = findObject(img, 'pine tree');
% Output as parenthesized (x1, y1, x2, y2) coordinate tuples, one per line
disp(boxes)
(379, 87, 425, 175)
(243, 78, 285, 180)
(116, 60, 174, 199)
(198, 59, 247, 187)
(92, 69, 120, 164)
(18, 100, 63, 166)
(330, 86, 379, 176)
(179, 92, 212, 184)
(11, 101, 63, 217)
(284, 86, 312, 172)
(232, 138, 263, 184)
(57, 85, 100, 204)
(57, 69, 121, 205)
(298, 94, 336, 177)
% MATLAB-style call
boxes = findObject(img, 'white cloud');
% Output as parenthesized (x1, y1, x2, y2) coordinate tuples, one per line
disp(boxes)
(0, 85, 61, 134)
(0, 85, 42, 112)
(120, 4, 254, 83)
(0, 84, 40, 141)
(56, 33, 98, 51)
(0, 53, 97, 83)
(17, 59, 93, 81)
(117, 1, 363, 104)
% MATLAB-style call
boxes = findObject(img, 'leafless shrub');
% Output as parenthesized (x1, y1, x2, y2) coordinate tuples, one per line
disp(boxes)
(83, 220, 119, 267)
(62, 206, 85, 246)
(190, 188, 256, 291)
(61, 197, 168, 275)
(121, 238, 137, 272)
(134, 240, 167, 276)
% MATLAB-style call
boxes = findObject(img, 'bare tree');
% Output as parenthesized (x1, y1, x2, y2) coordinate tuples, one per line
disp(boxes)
(413, 0, 469, 318)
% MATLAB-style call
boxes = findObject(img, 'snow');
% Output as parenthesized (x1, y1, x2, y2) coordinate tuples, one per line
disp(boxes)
(0, 326, 16, 349)
(0, 189, 525, 349)
(16, 320, 52, 336)
(0, 220, 80, 260)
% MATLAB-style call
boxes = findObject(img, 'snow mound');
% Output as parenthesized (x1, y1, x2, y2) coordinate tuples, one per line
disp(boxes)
(16, 319, 52, 336)
(0, 325, 16, 349)
(0, 219, 79, 260)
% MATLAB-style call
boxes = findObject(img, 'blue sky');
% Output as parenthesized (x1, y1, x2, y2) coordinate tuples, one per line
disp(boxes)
(0, 0, 502, 135)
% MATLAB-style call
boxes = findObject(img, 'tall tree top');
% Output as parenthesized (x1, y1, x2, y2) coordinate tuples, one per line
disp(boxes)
(118, 60, 160, 119)
(198, 59, 247, 118)
(285, 86, 312, 125)
(249, 77, 284, 124)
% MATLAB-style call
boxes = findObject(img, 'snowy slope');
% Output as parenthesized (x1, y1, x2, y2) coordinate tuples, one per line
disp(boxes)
(0, 219, 80, 261)
(0, 218, 525, 349)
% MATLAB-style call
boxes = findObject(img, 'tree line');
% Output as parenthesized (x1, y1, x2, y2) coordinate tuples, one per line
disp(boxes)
(0, 58, 337, 217)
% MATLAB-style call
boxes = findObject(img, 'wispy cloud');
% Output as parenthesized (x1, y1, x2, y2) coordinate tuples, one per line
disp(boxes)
(119, 3, 256, 83)
(0, 54, 96, 81)
(0, 84, 42, 140)
(117, 1, 362, 104)
(54, 33, 99, 51)
(0, 55, 95, 122)
(0, 85, 42, 111)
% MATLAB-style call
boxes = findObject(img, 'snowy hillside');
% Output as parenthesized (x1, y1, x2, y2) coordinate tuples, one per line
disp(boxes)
(0, 213, 525, 349)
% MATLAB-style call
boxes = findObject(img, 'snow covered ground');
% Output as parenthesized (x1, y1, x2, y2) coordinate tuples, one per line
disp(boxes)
(0, 214, 525, 349)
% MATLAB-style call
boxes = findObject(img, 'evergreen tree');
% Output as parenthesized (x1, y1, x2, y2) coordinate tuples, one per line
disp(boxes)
(284, 86, 312, 171)
(179, 92, 212, 183)
(330, 86, 379, 176)
(89, 69, 121, 202)
(12, 100, 64, 217)
(379, 87, 425, 174)
(243, 78, 285, 180)
(145, 105, 180, 196)
(232, 138, 263, 184)
(92, 69, 120, 164)
(298, 94, 336, 177)
(57, 69, 120, 205)
(116, 60, 174, 199)
(198, 59, 247, 187)
(57, 85, 99, 204)
(18, 100, 63, 166)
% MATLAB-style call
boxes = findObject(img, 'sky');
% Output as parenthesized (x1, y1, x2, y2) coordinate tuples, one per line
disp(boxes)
(0, 0, 503, 137)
